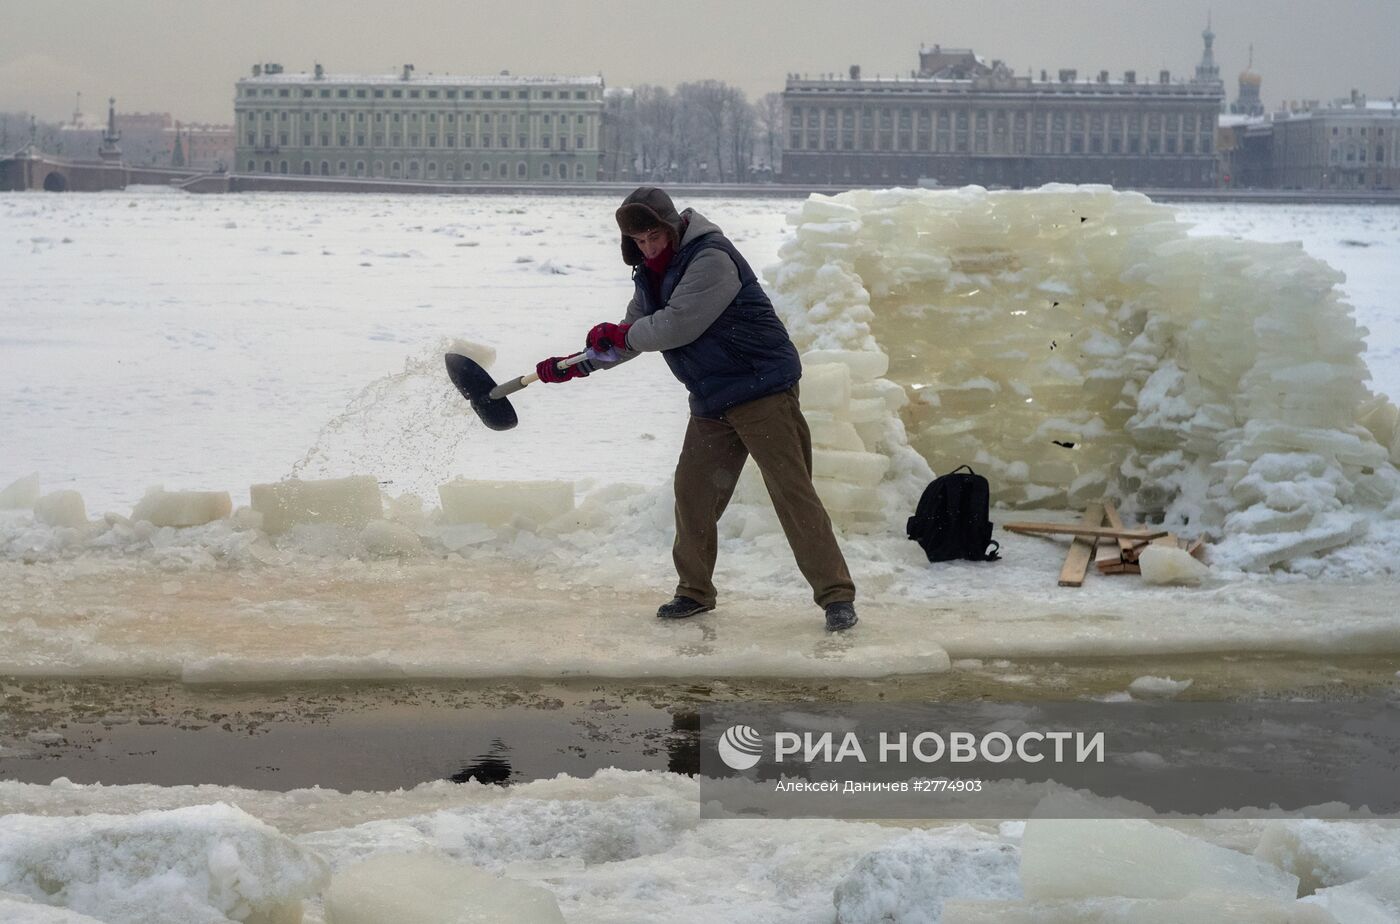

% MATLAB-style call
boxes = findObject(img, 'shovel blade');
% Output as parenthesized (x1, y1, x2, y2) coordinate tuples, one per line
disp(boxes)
(445, 353, 519, 432)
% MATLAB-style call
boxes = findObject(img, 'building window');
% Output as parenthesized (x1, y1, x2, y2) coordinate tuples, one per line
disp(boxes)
(279, 160, 288, 173)
(373, 161, 384, 176)
(428, 161, 437, 177)
(575, 163, 584, 179)
(302, 89, 313, 98)
(247, 160, 255, 171)
(391, 90, 402, 99)
(464, 91, 475, 99)
(518, 91, 528, 100)
(576, 135, 585, 150)
(408, 160, 420, 177)
(446, 90, 457, 99)
(302, 161, 311, 174)
(517, 161, 527, 177)
(463, 162, 472, 177)
(482, 90, 493, 99)
(542, 162, 552, 177)
(374, 90, 384, 98)
(320, 161, 329, 175)
(355, 160, 365, 176)
(337, 160, 347, 175)
(428, 90, 438, 99)
(319, 90, 330, 98)
(480, 161, 489, 176)
(391, 161, 402, 177)
(409, 90, 420, 99)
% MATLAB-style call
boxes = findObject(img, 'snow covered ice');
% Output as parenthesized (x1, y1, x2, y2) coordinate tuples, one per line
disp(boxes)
(3, 186, 1400, 921)
(3, 187, 1399, 682)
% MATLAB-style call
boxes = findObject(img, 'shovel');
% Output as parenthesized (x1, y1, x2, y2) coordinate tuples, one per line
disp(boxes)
(444, 350, 596, 432)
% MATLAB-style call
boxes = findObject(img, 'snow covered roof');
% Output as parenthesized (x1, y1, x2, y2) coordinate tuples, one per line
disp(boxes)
(240, 71, 603, 88)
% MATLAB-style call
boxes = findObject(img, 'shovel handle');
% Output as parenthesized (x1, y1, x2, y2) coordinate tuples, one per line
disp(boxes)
(488, 351, 591, 400)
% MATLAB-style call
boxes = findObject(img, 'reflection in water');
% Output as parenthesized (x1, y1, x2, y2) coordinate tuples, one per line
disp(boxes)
(668, 710, 700, 775)
(451, 737, 514, 785)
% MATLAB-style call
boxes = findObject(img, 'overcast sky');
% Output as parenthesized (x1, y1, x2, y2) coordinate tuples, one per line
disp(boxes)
(3, 0, 1397, 124)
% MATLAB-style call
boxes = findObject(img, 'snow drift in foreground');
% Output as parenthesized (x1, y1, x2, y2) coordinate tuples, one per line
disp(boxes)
(2, 771, 1399, 923)
(767, 186, 1400, 573)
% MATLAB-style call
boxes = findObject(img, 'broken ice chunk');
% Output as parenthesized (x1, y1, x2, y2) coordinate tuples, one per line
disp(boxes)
(249, 475, 384, 535)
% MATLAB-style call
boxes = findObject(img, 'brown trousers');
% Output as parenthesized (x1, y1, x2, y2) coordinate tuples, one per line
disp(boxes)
(672, 386, 856, 609)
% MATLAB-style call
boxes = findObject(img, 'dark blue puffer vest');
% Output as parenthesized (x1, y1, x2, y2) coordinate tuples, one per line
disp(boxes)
(633, 232, 801, 418)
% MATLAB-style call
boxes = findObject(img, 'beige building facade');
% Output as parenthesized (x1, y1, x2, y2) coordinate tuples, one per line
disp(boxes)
(782, 45, 1225, 189)
(234, 63, 604, 182)
(1269, 101, 1400, 190)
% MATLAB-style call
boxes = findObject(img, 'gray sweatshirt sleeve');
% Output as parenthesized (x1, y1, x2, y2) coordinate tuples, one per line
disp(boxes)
(624, 249, 742, 353)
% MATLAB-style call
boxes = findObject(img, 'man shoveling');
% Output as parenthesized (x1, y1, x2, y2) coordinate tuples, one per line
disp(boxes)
(535, 187, 858, 632)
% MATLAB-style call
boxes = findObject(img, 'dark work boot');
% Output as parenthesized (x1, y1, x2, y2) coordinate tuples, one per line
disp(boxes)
(656, 595, 714, 619)
(824, 601, 858, 632)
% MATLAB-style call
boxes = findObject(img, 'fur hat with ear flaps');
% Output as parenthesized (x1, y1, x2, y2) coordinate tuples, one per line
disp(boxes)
(616, 186, 683, 265)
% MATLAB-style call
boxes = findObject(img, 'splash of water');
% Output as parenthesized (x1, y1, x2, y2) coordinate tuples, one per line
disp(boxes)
(290, 338, 487, 503)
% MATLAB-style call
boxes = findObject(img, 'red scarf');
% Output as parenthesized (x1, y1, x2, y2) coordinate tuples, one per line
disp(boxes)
(643, 242, 675, 276)
(643, 242, 675, 301)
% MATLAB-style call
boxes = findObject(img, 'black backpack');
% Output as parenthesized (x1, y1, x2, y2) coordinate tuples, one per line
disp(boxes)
(906, 465, 1001, 563)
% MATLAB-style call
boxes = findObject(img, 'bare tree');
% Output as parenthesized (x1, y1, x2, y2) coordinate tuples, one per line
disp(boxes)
(632, 84, 679, 180)
(615, 80, 770, 183)
(754, 92, 785, 176)
(726, 85, 757, 182)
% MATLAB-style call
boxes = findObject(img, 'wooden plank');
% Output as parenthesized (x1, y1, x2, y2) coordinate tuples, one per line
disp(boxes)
(1186, 538, 1206, 560)
(1097, 560, 1130, 574)
(1058, 503, 1106, 588)
(1102, 503, 1136, 558)
(1150, 532, 1180, 548)
(1004, 523, 1168, 541)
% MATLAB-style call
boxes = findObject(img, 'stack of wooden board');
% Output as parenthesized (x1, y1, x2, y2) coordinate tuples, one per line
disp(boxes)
(1003, 503, 1204, 587)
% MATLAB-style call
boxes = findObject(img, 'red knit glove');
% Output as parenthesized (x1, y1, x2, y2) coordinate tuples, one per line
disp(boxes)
(586, 322, 632, 354)
(535, 356, 590, 383)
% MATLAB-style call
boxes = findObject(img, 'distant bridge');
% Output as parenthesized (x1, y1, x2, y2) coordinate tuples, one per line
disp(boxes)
(0, 147, 203, 192)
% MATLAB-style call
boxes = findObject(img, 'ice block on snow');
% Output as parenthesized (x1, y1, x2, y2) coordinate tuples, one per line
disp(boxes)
(249, 475, 383, 534)
(439, 478, 574, 526)
(34, 490, 87, 528)
(130, 488, 233, 528)
(943, 894, 1336, 923)
(0, 472, 40, 509)
(801, 349, 890, 382)
(798, 362, 852, 411)
(325, 853, 565, 924)
(1021, 816, 1299, 902)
